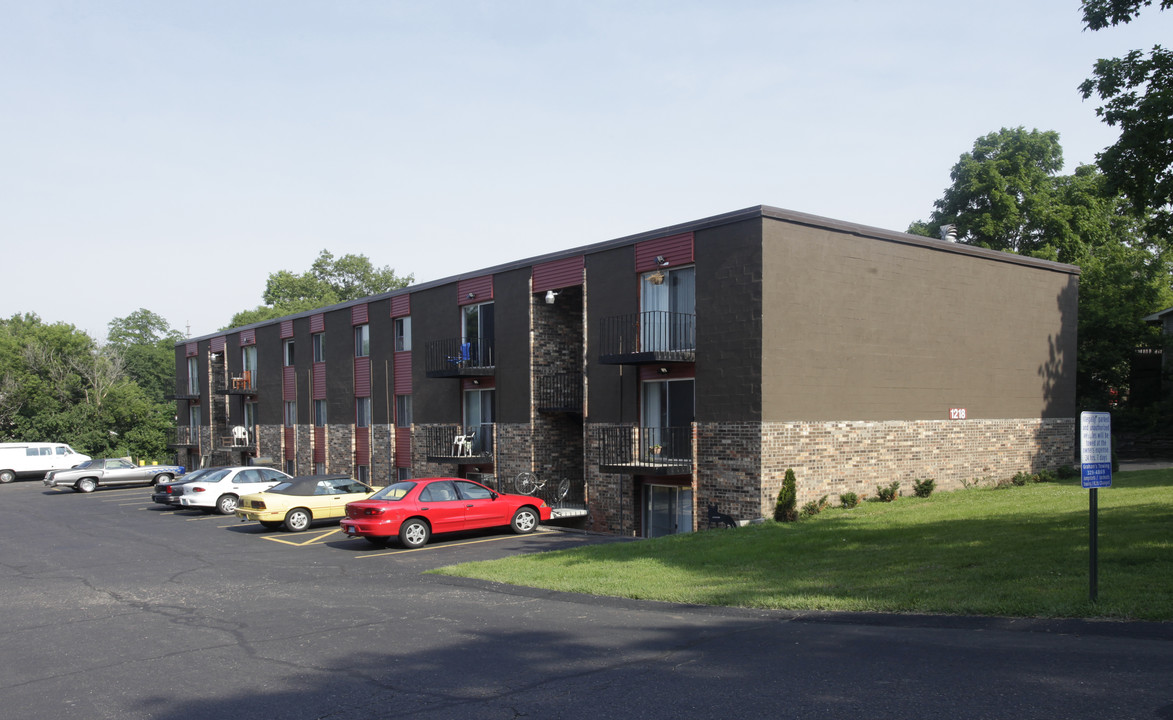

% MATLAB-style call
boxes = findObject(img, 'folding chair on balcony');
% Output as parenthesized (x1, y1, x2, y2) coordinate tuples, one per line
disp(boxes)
(452, 429, 475, 457)
(231, 425, 249, 447)
(447, 342, 472, 367)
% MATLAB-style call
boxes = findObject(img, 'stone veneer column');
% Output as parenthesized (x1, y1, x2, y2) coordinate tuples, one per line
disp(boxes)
(371, 424, 393, 485)
(327, 424, 353, 476)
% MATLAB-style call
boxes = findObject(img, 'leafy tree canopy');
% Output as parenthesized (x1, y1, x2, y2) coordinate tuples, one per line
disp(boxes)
(1079, 0, 1173, 239)
(107, 309, 184, 405)
(227, 250, 413, 330)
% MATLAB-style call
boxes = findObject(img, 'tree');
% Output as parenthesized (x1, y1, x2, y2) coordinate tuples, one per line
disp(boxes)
(228, 250, 413, 329)
(107, 309, 184, 404)
(1079, 0, 1173, 239)
(0, 313, 175, 461)
(909, 130, 1172, 406)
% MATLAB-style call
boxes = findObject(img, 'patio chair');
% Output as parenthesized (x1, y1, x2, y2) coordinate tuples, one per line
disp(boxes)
(452, 429, 475, 457)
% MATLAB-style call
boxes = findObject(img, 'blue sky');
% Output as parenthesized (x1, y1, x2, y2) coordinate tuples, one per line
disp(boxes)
(2, 1, 1170, 341)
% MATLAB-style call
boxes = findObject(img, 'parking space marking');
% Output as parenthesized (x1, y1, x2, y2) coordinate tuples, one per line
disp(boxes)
(184, 513, 226, 521)
(357, 533, 523, 558)
(262, 528, 342, 546)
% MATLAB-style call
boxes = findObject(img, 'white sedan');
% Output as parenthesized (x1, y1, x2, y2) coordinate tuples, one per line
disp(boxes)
(178, 466, 291, 515)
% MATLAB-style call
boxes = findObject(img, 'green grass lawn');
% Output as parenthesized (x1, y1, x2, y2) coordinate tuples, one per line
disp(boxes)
(434, 469, 1173, 620)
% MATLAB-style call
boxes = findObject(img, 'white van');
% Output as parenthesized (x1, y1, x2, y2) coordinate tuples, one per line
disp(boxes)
(0, 443, 91, 483)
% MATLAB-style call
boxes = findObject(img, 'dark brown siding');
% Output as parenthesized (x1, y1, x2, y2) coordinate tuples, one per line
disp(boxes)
(695, 219, 763, 423)
(585, 246, 639, 424)
(533, 255, 584, 293)
(495, 267, 532, 425)
(760, 217, 1078, 421)
(635, 232, 694, 273)
(412, 283, 461, 424)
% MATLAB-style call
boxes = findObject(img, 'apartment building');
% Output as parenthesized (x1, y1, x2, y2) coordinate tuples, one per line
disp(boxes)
(171, 205, 1079, 537)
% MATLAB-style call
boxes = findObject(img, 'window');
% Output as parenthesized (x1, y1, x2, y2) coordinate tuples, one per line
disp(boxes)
(356, 397, 371, 428)
(284, 401, 297, 426)
(395, 395, 412, 428)
(285, 459, 296, 476)
(396, 467, 412, 481)
(244, 401, 257, 433)
(462, 303, 494, 366)
(355, 465, 370, 484)
(187, 357, 199, 395)
(643, 484, 694, 538)
(463, 388, 494, 454)
(242, 346, 257, 388)
(641, 379, 695, 459)
(394, 317, 411, 352)
(314, 462, 325, 475)
(314, 399, 327, 427)
(190, 404, 201, 428)
(313, 333, 325, 363)
(284, 339, 295, 367)
(641, 266, 695, 352)
(354, 324, 369, 358)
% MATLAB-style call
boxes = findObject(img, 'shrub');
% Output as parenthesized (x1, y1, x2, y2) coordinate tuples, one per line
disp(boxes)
(994, 476, 1014, 489)
(875, 481, 900, 502)
(1011, 471, 1032, 486)
(801, 495, 830, 518)
(1057, 465, 1078, 480)
(839, 492, 860, 509)
(1035, 469, 1057, 483)
(912, 478, 935, 498)
(774, 469, 798, 522)
(961, 477, 983, 489)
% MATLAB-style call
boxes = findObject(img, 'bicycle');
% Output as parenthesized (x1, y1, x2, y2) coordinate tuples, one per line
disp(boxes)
(513, 471, 570, 501)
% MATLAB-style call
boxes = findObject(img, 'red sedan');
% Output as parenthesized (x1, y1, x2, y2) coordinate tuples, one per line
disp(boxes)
(341, 477, 552, 548)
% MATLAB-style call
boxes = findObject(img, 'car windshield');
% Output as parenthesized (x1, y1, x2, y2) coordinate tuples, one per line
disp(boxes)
(371, 482, 415, 501)
(180, 469, 215, 483)
(199, 468, 231, 483)
(74, 460, 94, 469)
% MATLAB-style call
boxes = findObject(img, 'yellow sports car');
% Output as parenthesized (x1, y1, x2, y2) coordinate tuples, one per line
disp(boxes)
(235, 475, 376, 532)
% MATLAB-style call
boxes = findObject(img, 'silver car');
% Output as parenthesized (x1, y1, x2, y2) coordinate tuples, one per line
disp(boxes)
(44, 458, 185, 493)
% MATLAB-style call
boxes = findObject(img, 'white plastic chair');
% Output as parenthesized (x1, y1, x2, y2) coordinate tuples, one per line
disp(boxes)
(452, 430, 475, 457)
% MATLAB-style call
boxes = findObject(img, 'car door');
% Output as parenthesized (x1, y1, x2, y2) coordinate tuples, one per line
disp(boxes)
(416, 480, 466, 534)
(228, 468, 259, 493)
(455, 480, 510, 529)
(103, 459, 141, 485)
(308, 478, 372, 519)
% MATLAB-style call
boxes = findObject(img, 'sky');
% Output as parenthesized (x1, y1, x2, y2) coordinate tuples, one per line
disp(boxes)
(2, 1, 1171, 342)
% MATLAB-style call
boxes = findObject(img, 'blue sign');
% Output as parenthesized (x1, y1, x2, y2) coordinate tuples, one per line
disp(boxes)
(1080, 411, 1112, 489)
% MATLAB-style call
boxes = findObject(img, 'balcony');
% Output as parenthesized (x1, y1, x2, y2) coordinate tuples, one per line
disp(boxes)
(421, 424, 495, 463)
(598, 311, 695, 364)
(169, 426, 199, 448)
(595, 425, 694, 475)
(166, 388, 200, 401)
(536, 372, 583, 413)
(219, 425, 256, 451)
(425, 338, 495, 378)
(221, 371, 257, 396)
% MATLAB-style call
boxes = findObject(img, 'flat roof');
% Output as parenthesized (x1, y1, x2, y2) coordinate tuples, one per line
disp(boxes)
(182, 204, 1081, 345)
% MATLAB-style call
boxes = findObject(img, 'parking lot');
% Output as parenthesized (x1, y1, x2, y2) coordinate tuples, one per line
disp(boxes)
(4, 479, 1173, 720)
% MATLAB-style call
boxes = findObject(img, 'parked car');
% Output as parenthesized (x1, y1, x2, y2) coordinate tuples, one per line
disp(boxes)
(44, 458, 185, 493)
(340, 477, 551, 549)
(150, 468, 220, 506)
(235, 475, 375, 531)
(178, 466, 292, 515)
(0, 442, 91, 483)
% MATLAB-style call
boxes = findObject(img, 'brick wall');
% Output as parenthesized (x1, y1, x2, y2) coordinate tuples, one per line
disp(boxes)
(371, 423, 393, 485)
(495, 422, 533, 490)
(327, 424, 353, 475)
(759, 417, 1077, 514)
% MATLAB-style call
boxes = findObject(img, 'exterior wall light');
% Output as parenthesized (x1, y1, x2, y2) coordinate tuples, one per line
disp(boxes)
(466, 292, 476, 300)
(545, 290, 558, 304)
(655, 255, 670, 267)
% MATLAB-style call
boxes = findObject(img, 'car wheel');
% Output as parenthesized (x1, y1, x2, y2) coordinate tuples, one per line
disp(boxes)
(364, 536, 389, 546)
(152, 474, 173, 486)
(215, 494, 239, 515)
(259, 521, 282, 530)
(283, 508, 312, 532)
(75, 478, 97, 493)
(398, 518, 430, 549)
(0, 470, 15, 483)
(511, 507, 539, 534)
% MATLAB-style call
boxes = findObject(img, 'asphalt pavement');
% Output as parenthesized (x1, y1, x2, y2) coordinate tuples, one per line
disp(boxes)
(1, 479, 1170, 720)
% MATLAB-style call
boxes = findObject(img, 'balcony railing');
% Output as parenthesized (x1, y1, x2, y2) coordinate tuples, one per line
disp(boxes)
(535, 372, 583, 413)
(595, 425, 694, 475)
(421, 424, 495, 463)
(170, 426, 199, 447)
(219, 425, 256, 450)
(598, 311, 695, 364)
(425, 337, 495, 377)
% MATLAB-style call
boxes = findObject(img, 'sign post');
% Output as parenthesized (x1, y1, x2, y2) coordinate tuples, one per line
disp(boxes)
(1080, 411, 1112, 603)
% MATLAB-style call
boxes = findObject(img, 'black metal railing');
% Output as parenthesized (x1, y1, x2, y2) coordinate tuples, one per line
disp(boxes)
(420, 424, 495, 461)
(425, 337, 496, 376)
(535, 372, 583, 412)
(595, 425, 693, 470)
(172, 426, 199, 447)
(219, 426, 256, 450)
(598, 311, 695, 362)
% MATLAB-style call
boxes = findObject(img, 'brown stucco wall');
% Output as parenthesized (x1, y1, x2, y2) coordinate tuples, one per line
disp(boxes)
(760, 218, 1079, 422)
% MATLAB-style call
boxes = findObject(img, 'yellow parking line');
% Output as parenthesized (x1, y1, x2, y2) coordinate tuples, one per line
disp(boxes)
(357, 533, 519, 558)
(261, 528, 342, 546)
